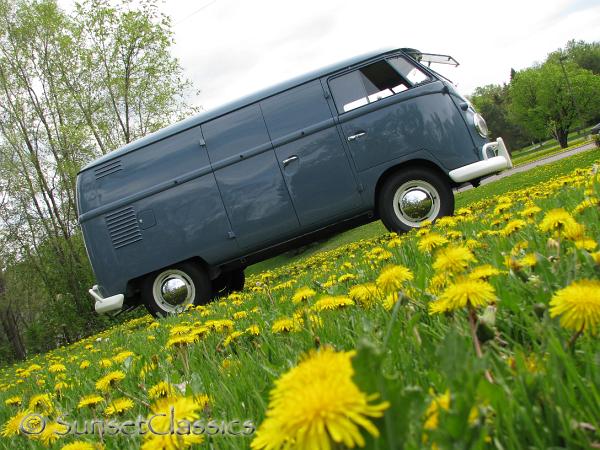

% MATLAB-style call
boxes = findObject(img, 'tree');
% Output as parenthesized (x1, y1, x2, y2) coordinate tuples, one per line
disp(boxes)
(0, 0, 197, 361)
(470, 84, 532, 151)
(509, 61, 600, 148)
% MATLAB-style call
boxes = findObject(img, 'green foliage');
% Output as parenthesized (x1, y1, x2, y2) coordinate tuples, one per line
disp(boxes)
(0, 0, 196, 363)
(509, 59, 600, 148)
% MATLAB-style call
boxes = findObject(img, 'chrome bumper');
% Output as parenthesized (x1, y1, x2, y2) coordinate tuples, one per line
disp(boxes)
(449, 137, 513, 183)
(89, 285, 124, 314)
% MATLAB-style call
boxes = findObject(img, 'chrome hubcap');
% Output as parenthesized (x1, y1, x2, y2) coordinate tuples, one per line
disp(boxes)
(152, 270, 195, 313)
(393, 180, 440, 227)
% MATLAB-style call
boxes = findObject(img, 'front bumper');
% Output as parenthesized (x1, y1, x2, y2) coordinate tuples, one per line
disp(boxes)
(89, 285, 124, 314)
(449, 137, 513, 183)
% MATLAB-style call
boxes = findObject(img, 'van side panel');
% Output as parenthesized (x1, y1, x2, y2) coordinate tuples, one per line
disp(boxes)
(78, 126, 240, 297)
(202, 104, 300, 250)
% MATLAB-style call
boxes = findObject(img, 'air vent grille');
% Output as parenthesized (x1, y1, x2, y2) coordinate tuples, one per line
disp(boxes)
(94, 160, 122, 180)
(105, 207, 142, 249)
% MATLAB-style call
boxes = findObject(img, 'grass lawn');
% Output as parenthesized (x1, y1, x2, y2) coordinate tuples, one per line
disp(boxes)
(247, 148, 599, 276)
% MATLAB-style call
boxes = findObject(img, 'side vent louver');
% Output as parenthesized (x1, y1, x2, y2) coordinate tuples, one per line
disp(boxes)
(105, 207, 142, 249)
(94, 160, 122, 180)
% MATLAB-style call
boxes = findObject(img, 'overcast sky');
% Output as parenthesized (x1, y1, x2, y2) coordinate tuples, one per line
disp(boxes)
(64, 0, 600, 112)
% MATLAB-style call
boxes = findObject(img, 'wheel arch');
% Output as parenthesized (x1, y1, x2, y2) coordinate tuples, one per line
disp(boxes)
(374, 159, 455, 211)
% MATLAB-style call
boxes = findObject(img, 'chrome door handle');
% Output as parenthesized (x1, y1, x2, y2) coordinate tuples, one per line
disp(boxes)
(347, 132, 366, 142)
(282, 155, 298, 167)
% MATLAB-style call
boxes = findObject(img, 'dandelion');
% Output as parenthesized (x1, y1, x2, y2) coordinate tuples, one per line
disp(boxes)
(246, 324, 260, 336)
(251, 348, 389, 450)
(79, 360, 90, 369)
(49, 363, 67, 373)
(95, 371, 126, 392)
(29, 393, 55, 415)
(549, 279, 600, 335)
(501, 219, 527, 236)
(291, 287, 316, 304)
(348, 283, 381, 308)
(520, 205, 542, 218)
(376, 265, 413, 294)
(36, 421, 69, 446)
(166, 334, 197, 348)
(468, 265, 502, 281)
(538, 208, 578, 234)
(113, 351, 134, 364)
(61, 442, 103, 450)
(99, 359, 113, 368)
(104, 398, 134, 416)
(78, 394, 104, 409)
(148, 381, 176, 400)
(418, 233, 449, 252)
(223, 331, 244, 346)
(272, 317, 303, 333)
(423, 389, 451, 430)
(311, 295, 354, 312)
(5, 396, 21, 407)
(337, 273, 356, 283)
(433, 246, 476, 274)
(429, 279, 496, 314)
(233, 311, 248, 320)
(1, 409, 36, 437)
(141, 396, 205, 450)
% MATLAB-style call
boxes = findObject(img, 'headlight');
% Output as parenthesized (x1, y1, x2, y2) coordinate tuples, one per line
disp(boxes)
(473, 113, 489, 138)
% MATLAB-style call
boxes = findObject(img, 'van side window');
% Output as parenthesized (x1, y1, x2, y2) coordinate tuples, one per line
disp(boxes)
(329, 57, 432, 114)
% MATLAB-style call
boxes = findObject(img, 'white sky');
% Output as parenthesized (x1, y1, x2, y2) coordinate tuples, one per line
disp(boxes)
(63, 0, 600, 112)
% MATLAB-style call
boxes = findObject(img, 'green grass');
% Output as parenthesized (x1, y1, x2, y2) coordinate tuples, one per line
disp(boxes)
(247, 148, 599, 276)
(2, 152, 599, 449)
(512, 125, 593, 156)
(512, 137, 592, 167)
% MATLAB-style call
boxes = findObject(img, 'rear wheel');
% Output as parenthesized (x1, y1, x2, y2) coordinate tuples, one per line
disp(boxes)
(141, 262, 211, 318)
(378, 167, 454, 233)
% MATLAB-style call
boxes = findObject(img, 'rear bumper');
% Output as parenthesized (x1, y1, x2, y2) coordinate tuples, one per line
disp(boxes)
(449, 137, 512, 183)
(89, 285, 124, 314)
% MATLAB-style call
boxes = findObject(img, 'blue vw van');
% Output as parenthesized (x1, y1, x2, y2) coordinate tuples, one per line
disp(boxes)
(76, 47, 512, 317)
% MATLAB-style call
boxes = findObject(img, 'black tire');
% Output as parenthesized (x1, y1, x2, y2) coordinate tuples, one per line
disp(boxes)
(141, 261, 211, 318)
(377, 167, 454, 233)
(212, 268, 245, 297)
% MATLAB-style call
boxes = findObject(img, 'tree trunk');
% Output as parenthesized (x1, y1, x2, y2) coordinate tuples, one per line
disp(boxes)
(556, 128, 569, 148)
(0, 307, 26, 360)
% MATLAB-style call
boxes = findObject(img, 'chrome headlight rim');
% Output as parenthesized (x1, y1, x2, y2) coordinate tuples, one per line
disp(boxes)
(473, 113, 489, 138)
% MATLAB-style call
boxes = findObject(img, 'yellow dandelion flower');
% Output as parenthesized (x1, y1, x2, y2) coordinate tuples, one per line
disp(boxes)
(78, 394, 104, 409)
(49, 363, 66, 373)
(99, 359, 113, 369)
(272, 317, 303, 334)
(433, 245, 476, 274)
(223, 331, 244, 346)
(246, 324, 260, 336)
(549, 280, 600, 333)
(95, 371, 126, 392)
(520, 205, 542, 218)
(148, 381, 176, 400)
(348, 283, 381, 308)
(141, 396, 205, 450)
(233, 311, 248, 320)
(423, 389, 451, 430)
(382, 293, 398, 311)
(205, 319, 234, 332)
(148, 321, 160, 330)
(104, 397, 134, 416)
(79, 360, 90, 369)
(337, 273, 356, 283)
(376, 265, 414, 294)
(501, 219, 527, 236)
(251, 348, 389, 450)
(5, 396, 21, 407)
(29, 393, 54, 415)
(418, 233, 449, 253)
(166, 334, 198, 348)
(36, 421, 69, 446)
(61, 441, 103, 450)
(311, 295, 354, 312)
(292, 287, 317, 304)
(538, 208, 578, 234)
(468, 265, 502, 281)
(429, 279, 496, 314)
(113, 351, 135, 364)
(1, 409, 37, 437)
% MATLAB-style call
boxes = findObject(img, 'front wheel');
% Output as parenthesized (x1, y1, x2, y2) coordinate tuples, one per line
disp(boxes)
(141, 262, 211, 318)
(378, 167, 454, 233)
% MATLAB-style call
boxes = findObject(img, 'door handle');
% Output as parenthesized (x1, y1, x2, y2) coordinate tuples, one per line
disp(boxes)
(282, 155, 298, 167)
(347, 132, 366, 142)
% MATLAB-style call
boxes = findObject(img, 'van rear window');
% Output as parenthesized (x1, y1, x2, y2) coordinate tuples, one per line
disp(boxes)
(329, 56, 431, 113)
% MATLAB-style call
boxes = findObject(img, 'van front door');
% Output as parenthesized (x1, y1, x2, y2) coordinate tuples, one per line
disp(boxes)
(327, 56, 477, 174)
(261, 80, 363, 229)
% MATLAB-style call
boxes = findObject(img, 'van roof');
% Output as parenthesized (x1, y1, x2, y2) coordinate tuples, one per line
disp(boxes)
(81, 47, 399, 172)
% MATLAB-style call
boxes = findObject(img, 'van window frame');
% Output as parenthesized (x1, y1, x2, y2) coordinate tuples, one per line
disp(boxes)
(326, 53, 438, 115)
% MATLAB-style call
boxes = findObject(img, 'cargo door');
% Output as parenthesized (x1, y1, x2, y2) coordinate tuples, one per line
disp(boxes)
(202, 104, 300, 250)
